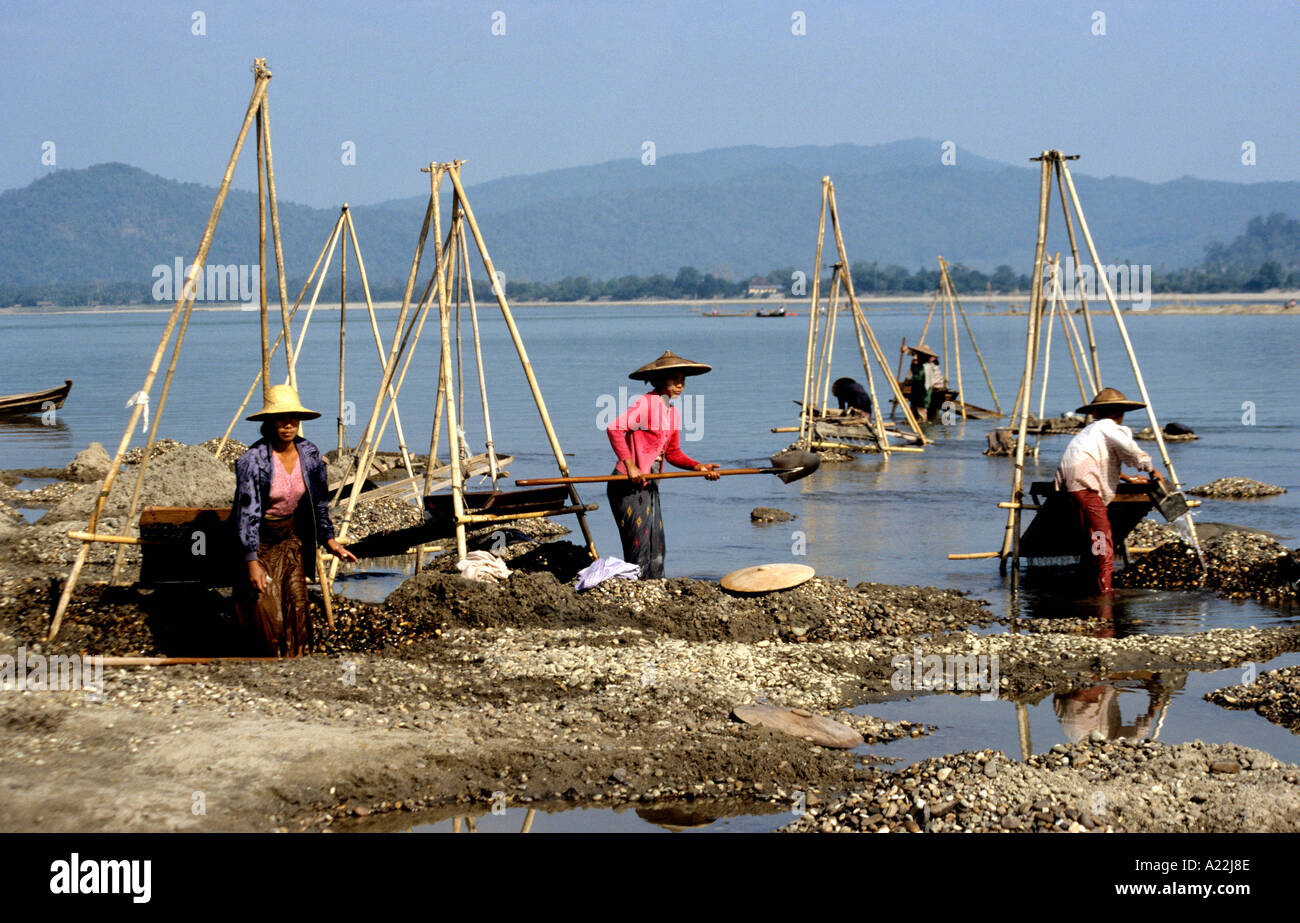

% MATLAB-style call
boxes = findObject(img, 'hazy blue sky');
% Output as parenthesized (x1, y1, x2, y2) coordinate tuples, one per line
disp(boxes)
(3, 0, 1296, 206)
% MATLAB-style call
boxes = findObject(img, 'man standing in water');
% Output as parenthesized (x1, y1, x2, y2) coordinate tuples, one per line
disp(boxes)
(1054, 388, 1165, 595)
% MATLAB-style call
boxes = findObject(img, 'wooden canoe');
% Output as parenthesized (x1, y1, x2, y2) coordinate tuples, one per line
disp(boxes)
(0, 379, 72, 416)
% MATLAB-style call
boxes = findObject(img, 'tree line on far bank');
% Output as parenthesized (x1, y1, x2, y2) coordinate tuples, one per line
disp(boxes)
(6, 213, 1299, 308)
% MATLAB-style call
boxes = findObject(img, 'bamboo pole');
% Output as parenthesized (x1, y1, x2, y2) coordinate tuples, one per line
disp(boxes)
(329, 168, 437, 583)
(944, 260, 1001, 413)
(1051, 255, 1091, 404)
(1059, 159, 1180, 488)
(426, 169, 471, 561)
(823, 182, 926, 444)
(1000, 153, 1053, 580)
(256, 101, 270, 400)
(1036, 256, 1059, 423)
(460, 221, 499, 484)
(454, 231, 466, 423)
(217, 210, 342, 454)
(339, 207, 347, 454)
(843, 270, 892, 456)
(288, 215, 344, 377)
(108, 267, 202, 584)
(1054, 159, 1101, 387)
(889, 336, 908, 420)
(942, 263, 966, 421)
(259, 96, 295, 391)
(814, 270, 841, 417)
(1058, 275, 1098, 397)
(918, 286, 941, 345)
(798, 180, 830, 445)
(446, 162, 598, 559)
(49, 66, 271, 641)
(344, 211, 417, 481)
(343, 219, 457, 511)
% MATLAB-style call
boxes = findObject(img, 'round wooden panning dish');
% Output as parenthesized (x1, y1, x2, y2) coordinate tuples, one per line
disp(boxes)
(720, 563, 815, 593)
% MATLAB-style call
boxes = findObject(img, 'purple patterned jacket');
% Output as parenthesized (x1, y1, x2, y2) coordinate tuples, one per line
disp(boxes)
(233, 437, 335, 575)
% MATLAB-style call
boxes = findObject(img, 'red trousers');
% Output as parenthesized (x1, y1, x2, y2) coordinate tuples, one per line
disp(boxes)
(1068, 489, 1113, 595)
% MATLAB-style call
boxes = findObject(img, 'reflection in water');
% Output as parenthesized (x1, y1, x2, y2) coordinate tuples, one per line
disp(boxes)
(1052, 670, 1188, 744)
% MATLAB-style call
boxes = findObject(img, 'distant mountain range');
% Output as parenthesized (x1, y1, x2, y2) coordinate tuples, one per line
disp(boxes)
(3, 139, 1298, 290)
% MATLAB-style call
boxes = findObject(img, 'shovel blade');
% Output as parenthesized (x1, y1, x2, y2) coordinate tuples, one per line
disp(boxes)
(769, 449, 820, 483)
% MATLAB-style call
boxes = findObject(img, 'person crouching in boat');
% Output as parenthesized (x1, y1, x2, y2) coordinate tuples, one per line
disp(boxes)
(233, 385, 356, 656)
(605, 350, 720, 578)
(1053, 388, 1165, 596)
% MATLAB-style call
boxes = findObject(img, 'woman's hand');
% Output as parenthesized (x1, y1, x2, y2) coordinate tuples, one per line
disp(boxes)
(623, 460, 647, 486)
(327, 538, 357, 563)
(695, 463, 722, 481)
(247, 559, 269, 597)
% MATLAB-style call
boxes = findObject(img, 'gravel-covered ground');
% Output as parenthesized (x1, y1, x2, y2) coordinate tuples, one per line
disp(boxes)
(2, 444, 1300, 833)
(1207, 664, 1300, 733)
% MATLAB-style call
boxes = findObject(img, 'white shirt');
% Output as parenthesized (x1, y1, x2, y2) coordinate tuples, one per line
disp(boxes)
(1053, 417, 1153, 503)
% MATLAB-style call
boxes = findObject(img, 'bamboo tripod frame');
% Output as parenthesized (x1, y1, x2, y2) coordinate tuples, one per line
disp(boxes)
(51, 59, 322, 641)
(997, 150, 1183, 588)
(327, 161, 598, 577)
(796, 177, 927, 455)
(907, 257, 1001, 419)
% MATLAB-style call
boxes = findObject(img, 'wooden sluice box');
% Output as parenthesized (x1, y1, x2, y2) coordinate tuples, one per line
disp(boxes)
(423, 485, 582, 531)
(1017, 481, 1154, 560)
(138, 507, 240, 586)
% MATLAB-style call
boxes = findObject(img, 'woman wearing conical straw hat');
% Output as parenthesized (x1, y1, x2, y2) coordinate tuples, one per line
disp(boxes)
(903, 343, 942, 422)
(233, 385, 356, 656)
(605, 350, 721, 578)
(1053, 388, 1166, 596)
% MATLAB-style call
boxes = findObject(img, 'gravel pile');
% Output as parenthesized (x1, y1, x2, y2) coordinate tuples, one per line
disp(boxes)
(782, 739, 1300, 833)
(1116, 530, 1300, 600)
(1188, 477, 1286, 498)
(383, 567, 996, 644)
(1207, 665, 1300, 732)
(1125, 518, 1177, 547)
(39, 445, 235, 526)
(121, 438, 186, 465)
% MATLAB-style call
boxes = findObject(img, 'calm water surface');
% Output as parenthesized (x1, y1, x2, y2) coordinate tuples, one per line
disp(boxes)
(3, 304, 1297, 831)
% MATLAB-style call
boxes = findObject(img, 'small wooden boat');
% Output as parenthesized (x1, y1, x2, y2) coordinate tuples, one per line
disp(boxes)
(701, 309, 755, 317)
(0, 379, 72, 416)
(756, 305, 788, 317)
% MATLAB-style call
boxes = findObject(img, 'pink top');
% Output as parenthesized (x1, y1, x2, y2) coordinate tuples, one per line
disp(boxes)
(606, 392, 700, 474)
(267, 450, 306, 517)
(1053, 417, 1153, 504)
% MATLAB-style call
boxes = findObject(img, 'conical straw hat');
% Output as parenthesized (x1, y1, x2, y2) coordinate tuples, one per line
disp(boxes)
(1076, 387, 1145, 416)
(907, 343, 938, 358)
(720, 563, 815, 593)
(247, 384, 321, 421)
(628, 349, 712, 381)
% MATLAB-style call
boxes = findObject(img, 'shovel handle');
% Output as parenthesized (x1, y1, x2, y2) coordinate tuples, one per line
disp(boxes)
(517, 468, 764, 486)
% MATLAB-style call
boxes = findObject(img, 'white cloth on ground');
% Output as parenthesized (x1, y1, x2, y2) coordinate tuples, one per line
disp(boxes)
(456, 550, 512, 583)
(575, 556, 641, 591)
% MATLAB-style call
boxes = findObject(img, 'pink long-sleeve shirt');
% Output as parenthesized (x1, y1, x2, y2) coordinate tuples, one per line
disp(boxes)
(606, 392, 700, 474)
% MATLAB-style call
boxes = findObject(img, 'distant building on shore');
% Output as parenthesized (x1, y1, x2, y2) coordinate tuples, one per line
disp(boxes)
(747, 277, 779, 297)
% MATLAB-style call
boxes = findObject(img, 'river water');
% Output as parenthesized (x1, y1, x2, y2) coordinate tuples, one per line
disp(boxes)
(3, 304, 1297, 831)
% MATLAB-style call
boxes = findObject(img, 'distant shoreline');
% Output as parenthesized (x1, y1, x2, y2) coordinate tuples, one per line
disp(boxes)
(3, 291, 1298, 317)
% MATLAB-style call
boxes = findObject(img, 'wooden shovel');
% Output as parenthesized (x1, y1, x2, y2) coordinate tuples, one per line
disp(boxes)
(517, 448, 820, 486)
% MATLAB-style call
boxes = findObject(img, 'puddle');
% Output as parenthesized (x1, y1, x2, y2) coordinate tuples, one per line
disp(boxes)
(851, 650, 1300, 768)
(353, 798, 792, 834)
